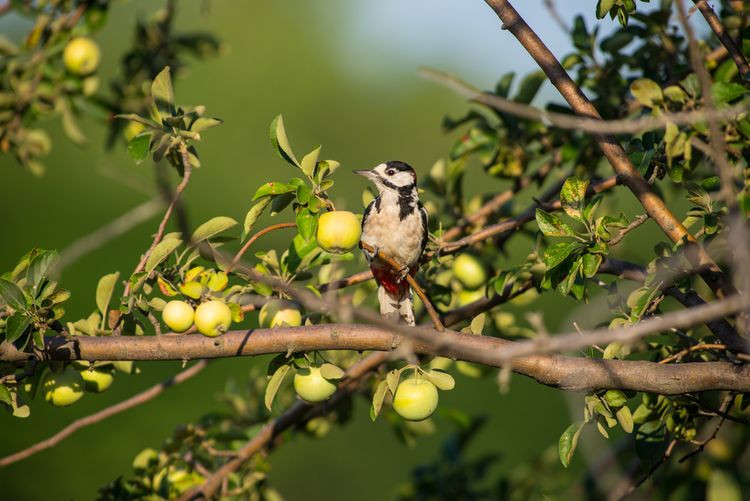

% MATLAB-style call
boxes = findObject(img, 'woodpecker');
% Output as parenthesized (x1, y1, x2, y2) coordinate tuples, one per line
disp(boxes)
(354, 161, 428, 326)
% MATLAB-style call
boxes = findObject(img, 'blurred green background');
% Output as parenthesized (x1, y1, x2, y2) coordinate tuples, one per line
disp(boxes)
(0, 1, 670, 498)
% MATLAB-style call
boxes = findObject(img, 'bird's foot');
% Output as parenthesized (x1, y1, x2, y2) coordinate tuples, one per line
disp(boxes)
(396, 264, 410, 282)
(364, 244, 379, 264)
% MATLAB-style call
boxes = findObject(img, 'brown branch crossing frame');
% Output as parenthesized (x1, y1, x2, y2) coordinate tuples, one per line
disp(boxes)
(3, 316, 750, 394)
(483, 0, 738, 307)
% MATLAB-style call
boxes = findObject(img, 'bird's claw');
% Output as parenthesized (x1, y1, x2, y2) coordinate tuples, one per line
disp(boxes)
(396, 265, 410, 282)
(364, 244, 379, 264)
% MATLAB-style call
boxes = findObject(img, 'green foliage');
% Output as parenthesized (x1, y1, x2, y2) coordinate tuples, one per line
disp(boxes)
(2, 1, 750, 499)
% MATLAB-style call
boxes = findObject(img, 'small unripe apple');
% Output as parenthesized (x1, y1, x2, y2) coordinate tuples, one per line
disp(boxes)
(259, 299, 302, 328)
(454, 287, 486, 307)
(452, 254, 487, 290)
(162, 300, 195, 333)
(193, 300, 232, 337)
(63, 37, 101, 75)
(316, 211, 361, 253)
(293, 366, 337, 403)
(393, 377, 438, 421)
(42, 367, 84, 407)
(80, 368, 114, 393)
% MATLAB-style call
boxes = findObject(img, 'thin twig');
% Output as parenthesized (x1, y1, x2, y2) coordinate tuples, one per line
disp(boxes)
(624, 439, 677, 496)
(0, 360, 209, 468)
(608, 214, 649, 246)
(440, 159, 556, 242)
(57, 198, 164, 271)
(177, 352, 388, 500)
(227, 222, 296, 273)
(419, 67, 749, 136)
(122, 145, 194, 298)
(679, 393, 736, 462)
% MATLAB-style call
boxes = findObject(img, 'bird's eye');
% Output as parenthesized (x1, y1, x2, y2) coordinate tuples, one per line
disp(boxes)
(386, 169, 396, 176)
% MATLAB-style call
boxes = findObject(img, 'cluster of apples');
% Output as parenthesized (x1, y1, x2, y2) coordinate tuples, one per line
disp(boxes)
(37, 361, 136, 407)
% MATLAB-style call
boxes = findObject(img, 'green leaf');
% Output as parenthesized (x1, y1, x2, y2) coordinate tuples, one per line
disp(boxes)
(581, 253, 602, 277)
(559, 421, 584, 467)
(151, 66, 174, 108)
(319, 363, 344, 380)
(241, 198, 271, 241)
(190, 117, 223, 132)
(26, 250, 58, 292)
(0, 384, 11, 407)
(560, 177, 589, 220)
(514, 71, 546, 104)
(616, 406, 634, 433)
(191, 216, 238, 244)
(424, 370, 455, 391)
(0, 278, 26, 310)
(144, 238, 183, 276)
(127, 134, 151, 164)
(300, 146, 320, 179)
(663, 85, 687, 104)
(270, 114, 300, 167)
(711, 82, 746, 104)
(61, 101, 87, 145)
(264, 364, 291, 411)
(5, 313, 31, 343)
(543, 242, 579, 270)
(536, 209, 575, 237)
(597, 0, 615, 18)
(386, 370, 400, 395)
(604, 389, 628, 407)
(370, 379, 388, 421)
(252, 182, 295, 200)
(295, 208, 316, 242)
(96, 272, 120, 318)
(630, 78, 662, 107)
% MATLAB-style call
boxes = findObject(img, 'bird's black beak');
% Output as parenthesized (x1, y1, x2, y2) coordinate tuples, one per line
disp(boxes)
(353, 169, 376, 180)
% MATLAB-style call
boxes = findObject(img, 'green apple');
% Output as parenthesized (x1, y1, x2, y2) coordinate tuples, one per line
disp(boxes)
(393, 377, 438, 421)
(452, 254, 487, 290)
(162, 300, 195, 333)
(259, 299, 302, 328)
(454, 287, 487, 307)
(63, 37, 101, 75)
(80, 368, 114, 393)
(193, 300, 232, 337)
(42, 367, 84, 407)
(316, 211, 361, 253)
(293, 366, 337, 403)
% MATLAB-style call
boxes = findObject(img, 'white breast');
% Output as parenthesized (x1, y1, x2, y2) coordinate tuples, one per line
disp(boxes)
(362, 195, 423, 268)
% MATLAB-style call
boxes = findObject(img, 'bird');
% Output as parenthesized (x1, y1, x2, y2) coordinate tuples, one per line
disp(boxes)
(354, 161, 428, 326)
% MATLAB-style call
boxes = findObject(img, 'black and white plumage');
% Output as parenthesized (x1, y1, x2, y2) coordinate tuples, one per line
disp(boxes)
(355, 161, 428, 326)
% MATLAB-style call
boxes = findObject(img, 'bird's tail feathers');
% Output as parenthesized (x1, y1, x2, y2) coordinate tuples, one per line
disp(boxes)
(378, 286, 415, 326)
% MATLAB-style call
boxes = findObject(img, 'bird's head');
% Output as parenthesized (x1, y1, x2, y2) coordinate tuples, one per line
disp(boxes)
(354, 161, 417, 194)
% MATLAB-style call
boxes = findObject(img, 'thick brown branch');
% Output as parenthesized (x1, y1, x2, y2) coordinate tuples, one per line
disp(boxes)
(3, 320, 749, 394)
(483, 0, 735, 302)
(692, 0, 750, 80)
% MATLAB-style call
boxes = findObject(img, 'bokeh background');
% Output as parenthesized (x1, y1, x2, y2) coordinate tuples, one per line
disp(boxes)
(0, 1, 670, 498)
